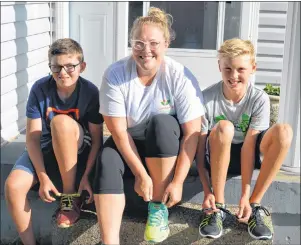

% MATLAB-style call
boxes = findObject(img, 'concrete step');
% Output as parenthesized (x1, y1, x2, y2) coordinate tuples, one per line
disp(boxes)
(4, 202, 273, 245)
(1, 131, 300, 244)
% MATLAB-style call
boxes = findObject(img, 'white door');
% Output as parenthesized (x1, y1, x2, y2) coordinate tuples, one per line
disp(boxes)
(69, 2, 114, 89)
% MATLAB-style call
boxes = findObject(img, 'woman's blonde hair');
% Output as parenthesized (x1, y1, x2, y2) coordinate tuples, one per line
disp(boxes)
(218, 38, 256, 65)
(129, 7, 175, 43)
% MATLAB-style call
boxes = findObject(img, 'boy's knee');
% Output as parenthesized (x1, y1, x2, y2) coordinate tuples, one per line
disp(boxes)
(5, 176, 27, 199)
(272, 123, 293, 147)
(50, 114, 76, 133)
(214, 120, 235, 138)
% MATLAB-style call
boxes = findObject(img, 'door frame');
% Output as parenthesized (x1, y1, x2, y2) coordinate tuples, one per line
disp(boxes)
(53, 2, 128, 62)
(54, 2, 260, 60)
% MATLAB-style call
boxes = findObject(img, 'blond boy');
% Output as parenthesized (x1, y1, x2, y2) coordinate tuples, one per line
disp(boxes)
(196, 38, 293, 240)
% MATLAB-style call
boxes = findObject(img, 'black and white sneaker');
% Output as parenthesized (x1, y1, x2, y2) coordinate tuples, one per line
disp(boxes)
(199, 203, 231, 239)
(248, 203, 273, 240)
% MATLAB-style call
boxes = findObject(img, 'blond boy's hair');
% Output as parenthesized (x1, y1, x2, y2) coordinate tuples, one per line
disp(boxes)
(218, 38, 256, 65)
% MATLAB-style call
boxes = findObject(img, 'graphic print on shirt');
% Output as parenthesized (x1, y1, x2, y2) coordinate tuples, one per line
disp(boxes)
(46, 107, 80, 121)
(214, 113, 251, 135)
(161, 99, 171, 106)
(153, 97, 175, 115)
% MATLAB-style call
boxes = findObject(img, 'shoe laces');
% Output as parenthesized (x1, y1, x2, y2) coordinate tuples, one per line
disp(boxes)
(60, 193, 81, 211)
(201, 206, 233, 224)
(148, 206, 166, 227)
(251, 205, 270, 226)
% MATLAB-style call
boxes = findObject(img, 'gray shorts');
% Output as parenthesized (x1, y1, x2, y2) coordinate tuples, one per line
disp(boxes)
(11, 129, 92, 192)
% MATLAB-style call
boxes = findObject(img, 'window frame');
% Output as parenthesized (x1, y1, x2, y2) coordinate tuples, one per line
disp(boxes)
(127, 1, 259, 58)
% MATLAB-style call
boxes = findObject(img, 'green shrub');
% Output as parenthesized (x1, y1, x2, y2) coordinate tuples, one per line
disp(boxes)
(264, 84, 280, 96)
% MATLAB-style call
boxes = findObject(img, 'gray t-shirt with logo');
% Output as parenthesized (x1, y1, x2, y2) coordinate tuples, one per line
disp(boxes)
(201, 81, 270, 144)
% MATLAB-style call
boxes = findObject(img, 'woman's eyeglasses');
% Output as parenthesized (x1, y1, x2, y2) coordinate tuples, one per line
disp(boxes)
(131, 40, 161, 51)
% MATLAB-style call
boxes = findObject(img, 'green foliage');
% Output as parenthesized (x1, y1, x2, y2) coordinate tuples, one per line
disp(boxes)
(264, 84, 280, 96)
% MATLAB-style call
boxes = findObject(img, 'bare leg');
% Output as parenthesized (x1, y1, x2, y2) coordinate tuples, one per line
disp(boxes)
(209, 120, 234, 204)
(250, 123, 293, 203)
(50, 115, 83, 194)
(146, 157, 177, 201)
(94, 194, 125, 245)
(5, 170, 37, 245)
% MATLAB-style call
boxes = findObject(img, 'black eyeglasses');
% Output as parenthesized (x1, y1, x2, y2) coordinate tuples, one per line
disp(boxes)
(49, 62, 82, 73)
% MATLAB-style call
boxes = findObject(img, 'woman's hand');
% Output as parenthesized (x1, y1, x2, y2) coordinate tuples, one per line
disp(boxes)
(162, 181, 183, 208)
(78, 175, 93, 204)
(134, 173, 153, 202)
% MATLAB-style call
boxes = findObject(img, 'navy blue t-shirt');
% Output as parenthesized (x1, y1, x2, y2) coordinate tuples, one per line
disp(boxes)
(26, 75, 103, 151)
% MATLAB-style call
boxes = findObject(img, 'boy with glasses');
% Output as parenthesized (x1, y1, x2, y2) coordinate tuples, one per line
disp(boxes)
(5, 38, 103, 245)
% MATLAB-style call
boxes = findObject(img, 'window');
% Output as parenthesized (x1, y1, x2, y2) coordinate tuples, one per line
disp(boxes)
(224, 2, 241, 40)
(128, 2, 242, 50)
(128, 2, 143, 42)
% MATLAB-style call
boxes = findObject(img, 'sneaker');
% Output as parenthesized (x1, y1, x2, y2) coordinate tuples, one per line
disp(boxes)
(199, 203, 231, 239)
(248, 203, 273, 240)
(56, 193, 83, 228)
(144, 202, 170, 243)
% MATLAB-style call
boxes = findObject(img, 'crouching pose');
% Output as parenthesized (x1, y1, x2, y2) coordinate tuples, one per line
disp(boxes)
(93, 7, 203, 245)
(196, 38, 293, 240)
(5, 38, 103, 245)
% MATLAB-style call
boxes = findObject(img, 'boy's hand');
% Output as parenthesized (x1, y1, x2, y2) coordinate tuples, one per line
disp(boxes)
(134, 173, 153, 202)
(236, 196, 252, 223)
(162, 182, 183, 208)
(202, 193, 217, 213)
(39, 176, 60, 202)
(78, 175, 93, 204)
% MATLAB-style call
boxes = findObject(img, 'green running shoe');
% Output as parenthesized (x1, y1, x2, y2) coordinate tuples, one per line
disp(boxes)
(248, 203, 273, 240)
(199, 203, 230, 239)
(144, 202, 170, 243)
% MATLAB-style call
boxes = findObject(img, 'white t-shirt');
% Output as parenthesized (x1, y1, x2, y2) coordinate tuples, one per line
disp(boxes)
(99, 55, 204, 129)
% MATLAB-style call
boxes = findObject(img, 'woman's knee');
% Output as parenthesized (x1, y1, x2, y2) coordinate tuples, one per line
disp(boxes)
(145, 114, 180, 157)
(147, 114, 180, 137)
(93, 145, 125, 194)
(97, 147, 125, 175)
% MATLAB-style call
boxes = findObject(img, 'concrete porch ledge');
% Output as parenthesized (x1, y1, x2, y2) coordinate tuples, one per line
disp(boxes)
(1, 131, 300, 244)
(1, 131, 300, 212)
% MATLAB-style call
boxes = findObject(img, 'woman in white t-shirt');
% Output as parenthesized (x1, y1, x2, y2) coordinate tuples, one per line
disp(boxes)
(93, 7, 204, 244)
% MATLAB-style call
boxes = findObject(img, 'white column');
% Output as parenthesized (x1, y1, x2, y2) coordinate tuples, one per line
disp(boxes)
(278, 2, 300, 173)
(115, 2, 129, 61)
(53, 2, 69, 40)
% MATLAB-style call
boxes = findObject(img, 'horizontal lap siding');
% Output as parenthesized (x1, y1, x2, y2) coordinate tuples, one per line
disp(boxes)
(255, 2, 288, 88)
(1, 2, 51, 144)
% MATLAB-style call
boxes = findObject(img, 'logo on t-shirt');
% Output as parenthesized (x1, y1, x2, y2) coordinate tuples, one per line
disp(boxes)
(214, 113, 250, 135)
(46, 107, 80, 121)
(153, 98, 175, 115)
(161, 99, 171, 106)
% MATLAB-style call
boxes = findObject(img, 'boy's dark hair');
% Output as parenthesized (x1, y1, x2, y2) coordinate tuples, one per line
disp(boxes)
(48, 38, 84, 63)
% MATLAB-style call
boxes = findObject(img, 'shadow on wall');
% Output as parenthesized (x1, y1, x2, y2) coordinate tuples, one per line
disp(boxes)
(1, 4, 30, 143)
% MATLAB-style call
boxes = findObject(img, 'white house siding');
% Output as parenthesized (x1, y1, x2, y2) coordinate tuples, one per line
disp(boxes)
(255, 2, 288, 88)
(0, 2, 51, 145)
